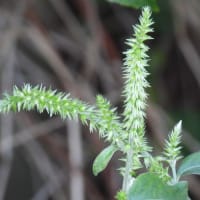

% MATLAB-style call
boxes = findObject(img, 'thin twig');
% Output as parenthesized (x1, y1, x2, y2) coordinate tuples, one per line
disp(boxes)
(0, 116, 64, 154)
(67, 119, 84, 200)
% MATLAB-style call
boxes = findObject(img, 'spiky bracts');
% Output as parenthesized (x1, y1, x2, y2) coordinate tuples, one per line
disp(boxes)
(164, 121, 183, 183)
(121, 7, 153, 192)
(96, 95, 124, 142)
(122, 7, 153, 153)
(164, 121, 182, 163)
(146, 121, 183, 184)
(0, 84, 122, 144)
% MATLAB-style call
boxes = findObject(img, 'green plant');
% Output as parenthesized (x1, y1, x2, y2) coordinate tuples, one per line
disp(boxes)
(0, 6, 200, 200)
(108, 0, 159, 12)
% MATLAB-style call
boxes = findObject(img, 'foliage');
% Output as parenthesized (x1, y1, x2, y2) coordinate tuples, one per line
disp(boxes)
(0, 6, 200, 200)
(107, 0, 159, 12)
(177, 151, 200, 179)
(128, 173, 189, 200)
(93, 145, 117, 176)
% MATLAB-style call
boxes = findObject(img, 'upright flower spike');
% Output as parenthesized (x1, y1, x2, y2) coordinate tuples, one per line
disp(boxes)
(164, 120, 183, 183)
(164, 121, 182, 162)
(122, 6, 153, 152)
(121, 7, 153, 193)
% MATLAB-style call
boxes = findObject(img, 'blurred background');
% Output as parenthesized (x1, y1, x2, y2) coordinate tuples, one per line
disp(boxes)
(0, 0, 200, 199)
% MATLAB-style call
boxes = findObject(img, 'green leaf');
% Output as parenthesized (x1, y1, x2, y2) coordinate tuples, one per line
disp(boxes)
(92, 145, 117, 176)
(177, 151, 200, 179)
(128, 173, 189, 200)
(108, 0, 159, 12)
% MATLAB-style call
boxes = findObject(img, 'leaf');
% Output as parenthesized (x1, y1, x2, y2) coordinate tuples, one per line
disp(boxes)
(177, 151, 200, 179)
(128, 173, 189, 200)
(92, 145, 117, 176)
(107, 0, 159, 12)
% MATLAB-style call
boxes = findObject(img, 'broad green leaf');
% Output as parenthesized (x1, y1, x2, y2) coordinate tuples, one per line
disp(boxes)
(177, 151, 200, 179)
(128, 173, 189, 200)
(92, 145, 117, 176)
(108, 0, 159, 12)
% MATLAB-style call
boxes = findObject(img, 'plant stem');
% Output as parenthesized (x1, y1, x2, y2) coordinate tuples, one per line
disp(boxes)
(122, 134, 134, 193)
(122, 151, 133, 193)
(171, 160, 177, 184)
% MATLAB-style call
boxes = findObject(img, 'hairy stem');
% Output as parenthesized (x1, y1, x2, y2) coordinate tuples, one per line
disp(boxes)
(122, 147, 134, 192)
(171, 160, 178, 184)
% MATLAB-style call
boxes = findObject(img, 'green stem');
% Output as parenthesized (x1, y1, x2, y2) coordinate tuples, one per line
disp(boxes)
(122, 134, 135, 193)
(171, 160, 177, 184)
(122, 150, 133, 193)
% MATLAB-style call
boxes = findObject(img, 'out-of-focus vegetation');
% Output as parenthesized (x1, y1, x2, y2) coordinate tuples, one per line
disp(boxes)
(107, 0, 159, 11)
(0, 0, 200, 199)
